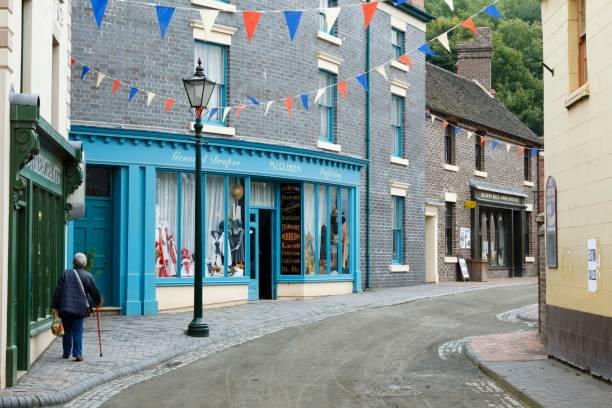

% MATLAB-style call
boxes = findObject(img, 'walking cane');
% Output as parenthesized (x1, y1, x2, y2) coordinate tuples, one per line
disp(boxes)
(96, 306, 103, 357)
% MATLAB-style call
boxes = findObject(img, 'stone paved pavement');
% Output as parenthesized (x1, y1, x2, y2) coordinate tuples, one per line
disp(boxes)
(465, 321, 612, 407)
(0, 278, 535, 407)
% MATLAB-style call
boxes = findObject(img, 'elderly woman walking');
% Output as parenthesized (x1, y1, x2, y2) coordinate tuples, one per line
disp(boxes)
(52, 253, 102, 362)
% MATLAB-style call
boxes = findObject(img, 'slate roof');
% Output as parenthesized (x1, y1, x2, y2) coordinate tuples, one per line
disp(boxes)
(426, 63, 541, 145)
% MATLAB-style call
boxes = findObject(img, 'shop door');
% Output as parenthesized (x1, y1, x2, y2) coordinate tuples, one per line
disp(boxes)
(512, 210, 524, 277)
(73, 167, 114, 304)
(248, 208, 275, 301)
(425, 214, 438, 283)
(248, 210, 259, 301)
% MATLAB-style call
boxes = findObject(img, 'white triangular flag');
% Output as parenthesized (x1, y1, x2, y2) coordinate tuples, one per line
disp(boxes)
(265, 101, 274, 116)
(444, 0, 454, 11)
(223, 107, 232, 121)
(200, 10, 219, 34)
(467, 131, 474, 140)
(314, 88, 326, 104)
(506, 143, 512, 152)
(430, 114, 436, 124)
(437, 32, 451, 53)
(96, 72, 106, 88)
(147, 92, 156, 106)
(323, 7, 341, 34)
(374, 65, 388, 81)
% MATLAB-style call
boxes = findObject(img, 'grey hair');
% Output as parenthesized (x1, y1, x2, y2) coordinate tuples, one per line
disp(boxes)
(73, 253, 88, 269)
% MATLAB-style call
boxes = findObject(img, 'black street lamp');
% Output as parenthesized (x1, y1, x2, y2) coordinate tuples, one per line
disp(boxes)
(183, 58, 216, 337)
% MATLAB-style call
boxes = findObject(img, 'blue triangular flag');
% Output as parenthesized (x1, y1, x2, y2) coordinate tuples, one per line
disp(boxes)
(394, 0, 407, 5)
(454, 126, 461, 136)
(356, 74, 369, 92)
(80, 66, 90, 80)
(492, 139, 499, 150)
(128, 86, 138, 102)
(300, 94, 309, 111)
(247, 96, 260, 105)
(207, 108, 219, 121)
(483, 4, 502, 19)
(531, 147, 538, 157)
(417, 44, 437, 57)
(283, 11, 303, 42)
(155, 5, 176, 39)
(90, 0, 108, 28)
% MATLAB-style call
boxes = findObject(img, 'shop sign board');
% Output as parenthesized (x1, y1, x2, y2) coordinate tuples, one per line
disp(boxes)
(464, 200, 477, 209)
(22, 146, 63, 194)
(474, 190, 522, 205)
(458, 257, 470, 281)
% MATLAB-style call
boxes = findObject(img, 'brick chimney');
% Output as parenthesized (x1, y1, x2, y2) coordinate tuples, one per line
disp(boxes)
(455, 28, 493, 91)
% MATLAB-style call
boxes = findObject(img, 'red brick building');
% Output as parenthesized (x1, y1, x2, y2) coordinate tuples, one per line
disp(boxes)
(424, 30, 543, 282)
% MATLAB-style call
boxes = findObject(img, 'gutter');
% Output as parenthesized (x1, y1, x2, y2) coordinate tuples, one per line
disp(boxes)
(365, 26, 371, 290)
(395, 3, 436, 22)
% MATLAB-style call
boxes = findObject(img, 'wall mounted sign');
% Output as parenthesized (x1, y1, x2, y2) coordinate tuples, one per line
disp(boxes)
(546, 176, 558, 268)
(474, 190, 522, 205)
(464, 200, 477, 209)
(587, 239, 598, 293)
(280, 183, 301, 275)
(459, 227, 471, 249)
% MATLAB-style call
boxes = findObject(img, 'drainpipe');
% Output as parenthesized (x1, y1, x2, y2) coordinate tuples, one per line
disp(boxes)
(365, 26, 371, 289)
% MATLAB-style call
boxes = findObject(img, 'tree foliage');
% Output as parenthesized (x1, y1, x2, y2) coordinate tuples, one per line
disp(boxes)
(425, 0, 543, 136)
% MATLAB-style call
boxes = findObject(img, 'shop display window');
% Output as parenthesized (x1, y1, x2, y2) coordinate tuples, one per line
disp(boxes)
(304, 184, 317, 275)
(479, 208, 511, 266)
(317, 185, 328, 274)
(155, 172, 179, 278)
(341, 189, 350, 274)
(228, 177, 246, 277)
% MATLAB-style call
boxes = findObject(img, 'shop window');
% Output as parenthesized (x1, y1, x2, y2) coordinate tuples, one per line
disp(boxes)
(524, 149, 531, 181)
(317, 185, 328, 274)
(180, 174, 195, 278)
(392, 28, 405, 58)
(319, 0, 338, 35)
(478, 209, 511, 266)
(392, 196, 404, 263)
(475, 134, 485, 171)
(480, 212, 488, 261)
(228, 177, 246, 277)
(341, 188, 350, 274)
(391, 95, 404, 158)
(280, 183, 302, 275)
(156, 172, 179, 278)
(445, 202, 454, 255)
(525, 213, 531, 257)
(489, 213, 497, 263)
(86, 166, 112, 197)
(497, 213, 506, 266)
(330, 187, 340, 274)
(319, 71, 336, 142)
(205, 175, 226, 277)
(304, 184, 317, 275)
(444, 125, 455, 165)
(194, 41, 227, 123)
(250, 181, 275, 207)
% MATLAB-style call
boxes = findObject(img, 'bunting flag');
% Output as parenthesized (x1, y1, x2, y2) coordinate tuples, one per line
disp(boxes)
(234, 105, 245, 120)
(164, 98, 174, 112)
(247, 96, 260, 105)
(90, 0, 108, 28)
(467, 131, 474, 141)
(337, 81, 347, 98)
(397, 54, 412, 68)
(531, 147, 538, 157)
(80, 66, 90, 80)
(492, 139, 499, 150)
(479, 135, 486, 145)
(314, 88, 325, 104)
(437, 32, 451, 53)
(461, 18, 478, 33)
(374, 65, 388, 81)
(322, 7, 341, 34)
(506, 143, 512, 152)
(430, 114, 437, 124)
(264, 101, 274, 116)
(155, 6, 176, 39)
(283, 11, 303, 42)
(113, 79, 121, 94)
(284, 97, 293, 116)
(223, 107, 232, 121)
(417, 44, 437, 57)
(361, 1, 378, 29)
(483, 4, 502, 19)
(454, 126, 461, 136)
(207, 108, 219, 121)
(517, 146, 525, 154)
(444, 0, 454, 11)
(243, 11, 262, 43)
(199, 10, 219, 35)
(96, 72, 106, 88)
(356, 74, 368, 92)
(147, 92, 156, 106)
(442, 120, 449, 128)
(393, 0, 406, 5)
(70, 57, 76, 65)
(300, 94, 309, 111)
(128, 86, 138, 102)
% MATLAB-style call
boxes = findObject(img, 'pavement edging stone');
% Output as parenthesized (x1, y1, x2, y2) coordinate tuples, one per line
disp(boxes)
(463, 340, 543, 408)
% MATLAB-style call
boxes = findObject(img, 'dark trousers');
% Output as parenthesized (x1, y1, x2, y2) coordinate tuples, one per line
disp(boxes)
(60, 312, 84, 358)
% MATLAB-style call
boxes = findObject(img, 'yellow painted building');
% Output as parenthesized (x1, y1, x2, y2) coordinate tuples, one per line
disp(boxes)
(541, 0, 612, 380)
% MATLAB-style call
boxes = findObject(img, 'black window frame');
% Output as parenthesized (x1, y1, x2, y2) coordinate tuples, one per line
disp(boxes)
(445, 202, 454, 256)
(524, 149, 532, 181)
(444, 125, 455, 165)
(475, 133, 485, 171)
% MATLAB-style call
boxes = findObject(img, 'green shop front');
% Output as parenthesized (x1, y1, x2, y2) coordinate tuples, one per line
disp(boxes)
(5, 95, 83, 387)
(68, 126, 366, 315)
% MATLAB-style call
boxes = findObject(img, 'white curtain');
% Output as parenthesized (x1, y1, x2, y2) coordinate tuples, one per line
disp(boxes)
(304, 184, 316, 275)
(194, 42, 224, 118)
(181, 174, 195, 277)
(156, 173, 178, 277)
(205, 175, 225, 277)
(250, 181, 275, 207)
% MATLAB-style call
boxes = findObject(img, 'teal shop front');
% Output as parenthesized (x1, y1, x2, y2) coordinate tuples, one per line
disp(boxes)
(69, 126, 365, 315)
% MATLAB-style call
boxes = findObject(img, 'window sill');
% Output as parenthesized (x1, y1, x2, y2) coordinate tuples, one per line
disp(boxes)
(525, 204, 533, 212)
(317, 140, 341, 152)
(523, 180, 534, 187)
(390, 155, 409, 166)
(202, 124, 236, 137)
(525, 256, 535, 263)
(317, 31, 342, 46)
(444, 256, 458, 264)
(390, 60, 410, 73)
(565, 82, 589, 109)
(389, 264, 410, 273)
(191, 0, 236, 13)
(474, 170, 488, 178)
(444, 163, 459, 172)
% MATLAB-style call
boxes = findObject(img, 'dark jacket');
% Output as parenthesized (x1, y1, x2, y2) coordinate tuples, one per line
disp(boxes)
(52, 268, 102, 318)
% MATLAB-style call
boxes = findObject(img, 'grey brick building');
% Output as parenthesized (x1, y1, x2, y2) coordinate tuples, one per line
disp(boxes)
(68, 0, 434, 314)
(424, 29, 543, 283)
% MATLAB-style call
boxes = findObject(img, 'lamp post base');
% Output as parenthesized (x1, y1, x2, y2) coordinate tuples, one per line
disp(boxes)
(186, 318, 210, 337)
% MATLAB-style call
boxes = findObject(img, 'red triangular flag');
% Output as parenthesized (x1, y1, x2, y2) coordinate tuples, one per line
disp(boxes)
(337, 81, 347, 98)
(164, 98, 174, 112)
(442, 120, 449, 128)
(361, 1, 378, 29)
(284, 97, 293, 116)
(112, 80, 121, 94)
(70, 57, 76, 65)
(397, 54, 412, 68)
(461, 18, 478, 33)
(234, 105, 245, 120)
(480, 135, 486, 145)
(243, 11, 262, 43)
(517, 146, 525, 154)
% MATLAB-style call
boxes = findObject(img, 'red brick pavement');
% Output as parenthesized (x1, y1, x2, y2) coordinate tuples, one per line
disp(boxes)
(470, 330, 547, 362)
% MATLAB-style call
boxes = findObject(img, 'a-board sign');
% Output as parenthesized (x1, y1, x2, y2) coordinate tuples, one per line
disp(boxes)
(458, 256, 470, 281)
